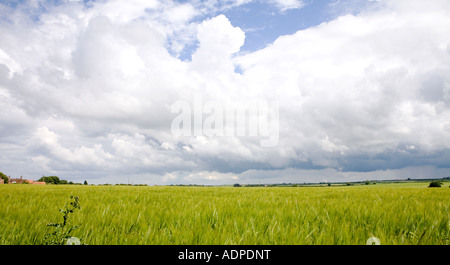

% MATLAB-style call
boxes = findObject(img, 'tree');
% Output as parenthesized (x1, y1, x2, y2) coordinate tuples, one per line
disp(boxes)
(428, 181, 443, 188)
(0, 172, 8, 184)
(38, 176, 61, 185)
(233, 183, 241, 187)
(83, 180, 88, 185)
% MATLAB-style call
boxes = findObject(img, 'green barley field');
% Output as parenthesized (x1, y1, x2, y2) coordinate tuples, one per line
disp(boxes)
(0, 182, 449, 245)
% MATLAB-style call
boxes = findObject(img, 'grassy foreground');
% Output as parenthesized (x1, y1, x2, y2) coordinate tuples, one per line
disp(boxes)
(0, 183, 448, 245)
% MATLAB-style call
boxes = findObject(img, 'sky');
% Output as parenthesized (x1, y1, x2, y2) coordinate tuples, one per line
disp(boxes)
(1, 0, 450, 185)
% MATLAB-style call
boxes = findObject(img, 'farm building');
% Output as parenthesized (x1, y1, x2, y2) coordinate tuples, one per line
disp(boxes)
(8, 176, 46, 185)
(27, 180, 46, 185)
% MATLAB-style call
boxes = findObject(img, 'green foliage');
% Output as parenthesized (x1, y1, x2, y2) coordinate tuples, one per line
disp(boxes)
(0, 172, 8, 184)
(428, 181, 443, 188)
(45, 196, 82, 245)
(37, 176, 75, 185)
(38, 176, 61, 185)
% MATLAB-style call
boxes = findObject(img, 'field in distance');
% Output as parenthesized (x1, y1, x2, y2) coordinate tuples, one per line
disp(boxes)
(0, 182, 448, 245)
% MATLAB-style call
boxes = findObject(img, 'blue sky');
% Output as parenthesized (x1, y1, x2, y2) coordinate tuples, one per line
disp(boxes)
(220, 0, 332, 52)
(171, 0, 378, 61)
(173, 0, 345, 59)
(1, 0, 450, 185)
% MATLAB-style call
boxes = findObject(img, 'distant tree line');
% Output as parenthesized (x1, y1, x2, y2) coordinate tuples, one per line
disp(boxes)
(38, 176, 68, 184)
(1, 172, 84, 185)
(37, 176, 85, 185)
